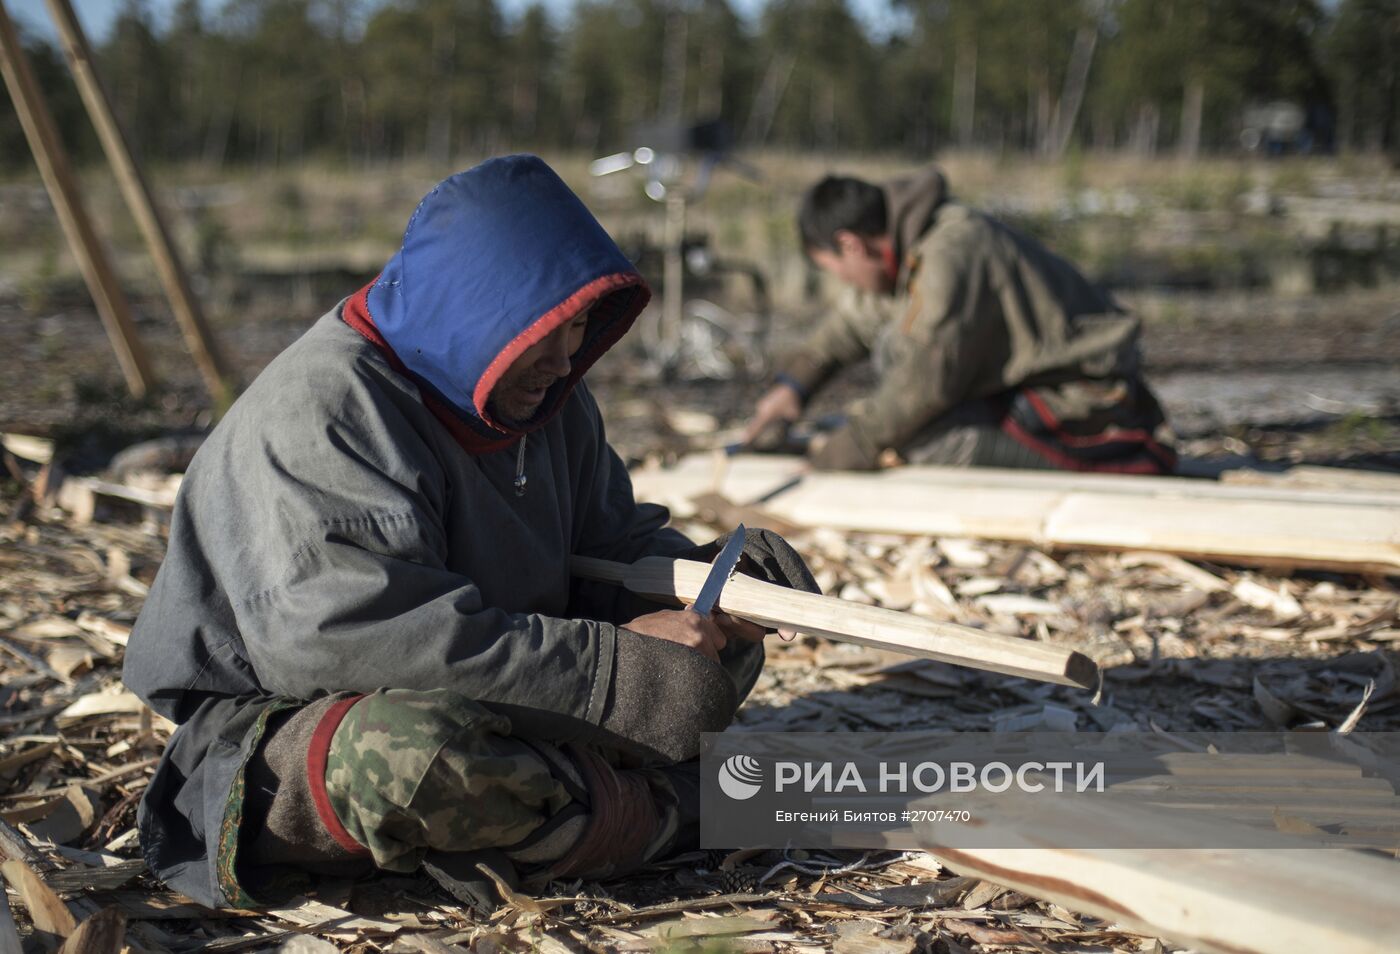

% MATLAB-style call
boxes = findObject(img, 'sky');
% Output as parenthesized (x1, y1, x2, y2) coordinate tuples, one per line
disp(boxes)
(11, 0, 910, 43)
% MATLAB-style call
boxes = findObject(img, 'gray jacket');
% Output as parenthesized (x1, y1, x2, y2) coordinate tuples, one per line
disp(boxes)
(124, 310, 693, 905)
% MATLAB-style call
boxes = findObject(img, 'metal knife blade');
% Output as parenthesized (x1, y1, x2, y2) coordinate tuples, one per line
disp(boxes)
(689, 524, 747, 617)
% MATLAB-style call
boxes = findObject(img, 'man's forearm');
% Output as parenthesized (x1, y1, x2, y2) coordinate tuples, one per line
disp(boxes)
(772, 350, 838, 404)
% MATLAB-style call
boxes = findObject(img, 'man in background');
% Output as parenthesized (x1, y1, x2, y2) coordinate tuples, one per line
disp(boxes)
(744, 169, 1175, 473)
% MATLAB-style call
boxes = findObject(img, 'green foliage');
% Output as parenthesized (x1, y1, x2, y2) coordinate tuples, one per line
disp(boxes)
(1333, 411, 1393, 443)
(0, 0, 1394, 166)
(1323, 0, 1400, 151)
(21, 243, 61, 314)
(1271, 162, 1315, 195)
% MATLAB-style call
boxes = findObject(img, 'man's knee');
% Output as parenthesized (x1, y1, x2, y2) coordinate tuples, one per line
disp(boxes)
(325, 688, 513, 806)
(326, 688, 573, 870)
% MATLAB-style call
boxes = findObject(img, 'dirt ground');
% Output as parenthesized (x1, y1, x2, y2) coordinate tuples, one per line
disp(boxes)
(2, 155, 1400, 951)
(1, 448, 1397, 952)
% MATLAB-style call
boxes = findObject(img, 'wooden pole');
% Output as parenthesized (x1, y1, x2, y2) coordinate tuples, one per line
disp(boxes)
(44, 0, 234, 410)
(570, 554, 1099, 688)
(0, 0, 153, 397)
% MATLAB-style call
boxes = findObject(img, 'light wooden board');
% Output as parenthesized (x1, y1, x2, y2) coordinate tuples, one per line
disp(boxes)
(630, 455, 1400, 575)
(1222, 464, 1400, 495)
(912, 793, 1400, 954)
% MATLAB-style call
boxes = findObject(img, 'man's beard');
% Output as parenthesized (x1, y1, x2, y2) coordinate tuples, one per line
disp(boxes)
(488, 374, 558, 427)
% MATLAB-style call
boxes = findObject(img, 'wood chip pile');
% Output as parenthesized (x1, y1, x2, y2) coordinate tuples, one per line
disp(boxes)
(2, 436, 1398, 952)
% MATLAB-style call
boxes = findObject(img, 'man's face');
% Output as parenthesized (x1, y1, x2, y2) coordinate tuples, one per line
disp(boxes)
(487, 310, 591, 426)
(808, 230, 893, 294)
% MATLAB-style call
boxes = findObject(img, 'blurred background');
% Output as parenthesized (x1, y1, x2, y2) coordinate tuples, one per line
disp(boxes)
(2, 0, 1398, 466)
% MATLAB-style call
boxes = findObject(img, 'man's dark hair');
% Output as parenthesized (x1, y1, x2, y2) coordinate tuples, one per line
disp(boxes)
(797, 176, 888, 252)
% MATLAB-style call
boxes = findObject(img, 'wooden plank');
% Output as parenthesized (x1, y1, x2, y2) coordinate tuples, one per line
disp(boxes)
(1132, 752, 1374, 777)
(1223, 465, 1400, 495)
(914, 794, 1400, 954)
(0, 0, 153, 397)
(631, 454, 1400, 512)
(1124, 793, 1400, 815)
(876, 462, 1400, 508)
(0, 868, 23, 954)
(0, 433, 53, 465)
(1104, 775, 1396, 797)
(44, 0, 234, 410)
(629, 456, 1400, 575)
(0, 860, 77, 942)
(56, 908, 125, 954)
(630, 454, 807, 516)
(1042, 493, 1400, 576)
(570, 555, 1098, 688)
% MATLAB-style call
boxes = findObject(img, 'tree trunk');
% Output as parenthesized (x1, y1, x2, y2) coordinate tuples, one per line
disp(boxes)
(1179, 77, 1204, 159)
(741, 51, 793, 147)
(201, 60, 238, 167)
(952, 39, 976, 148)
(1047, 23, 1098, 159)
(660, 6, 687, 122)
(1035, 71, 1053, 154)
(698, 34, 723, 117)
(426, 25, 454, 163)
(1131, 101, 1160, 157)
(815, 79, 838, 151)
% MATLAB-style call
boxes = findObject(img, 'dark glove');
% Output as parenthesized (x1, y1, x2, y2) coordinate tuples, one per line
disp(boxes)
(808, 425, 879, 471)
(676, 527, 821, 596)
(669, 528, 820, 708)
(485, 625, 739, 766)
(596, 628, 739, 765)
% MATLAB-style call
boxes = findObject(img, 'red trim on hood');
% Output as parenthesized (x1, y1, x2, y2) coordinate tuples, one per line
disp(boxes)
(471, 272, 644, 430)
(341, 282, 518, 454)
(342, 275, 649, 455)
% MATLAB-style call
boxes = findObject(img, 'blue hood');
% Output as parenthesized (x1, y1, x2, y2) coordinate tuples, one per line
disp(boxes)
(361, 155, 649, 445)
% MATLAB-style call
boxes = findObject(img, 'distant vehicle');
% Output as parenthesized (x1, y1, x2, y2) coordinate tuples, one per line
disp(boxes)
(1240, 100, 1332, 156)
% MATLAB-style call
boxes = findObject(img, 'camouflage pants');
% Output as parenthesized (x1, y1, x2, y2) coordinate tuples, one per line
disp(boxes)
(319, 689, 685, 875)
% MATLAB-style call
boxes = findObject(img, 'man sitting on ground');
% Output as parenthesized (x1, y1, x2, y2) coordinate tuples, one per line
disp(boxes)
(743, 169, 1175, 473)
(124, 155, 815, 911)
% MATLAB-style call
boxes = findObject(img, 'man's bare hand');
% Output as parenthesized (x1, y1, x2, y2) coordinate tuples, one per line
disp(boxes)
(742, 382, 803, 447)
(626, 609, 767, 662)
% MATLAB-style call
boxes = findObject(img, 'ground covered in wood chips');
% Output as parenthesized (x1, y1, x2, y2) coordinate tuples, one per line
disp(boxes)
(3, 153, 1400, 951)
(2, 431, 1398, 952)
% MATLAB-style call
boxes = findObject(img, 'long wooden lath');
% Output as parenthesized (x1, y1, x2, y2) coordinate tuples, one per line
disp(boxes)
(570, 554, 1099, 688)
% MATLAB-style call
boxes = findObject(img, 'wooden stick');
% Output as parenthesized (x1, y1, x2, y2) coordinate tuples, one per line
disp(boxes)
(0, 868, 22, 954)
(44, 0, 234, 411)
(0, 860, 76, 942)
(56, 909, 125, 954)
(913, 793, 1400, 954)
(0, 0, 154, 398)
(570, 555, 1098, 688)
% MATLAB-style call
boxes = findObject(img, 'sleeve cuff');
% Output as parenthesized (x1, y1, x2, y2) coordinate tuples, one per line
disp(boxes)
(773, 373, 809, 401)
(773, 352, 835, 401)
